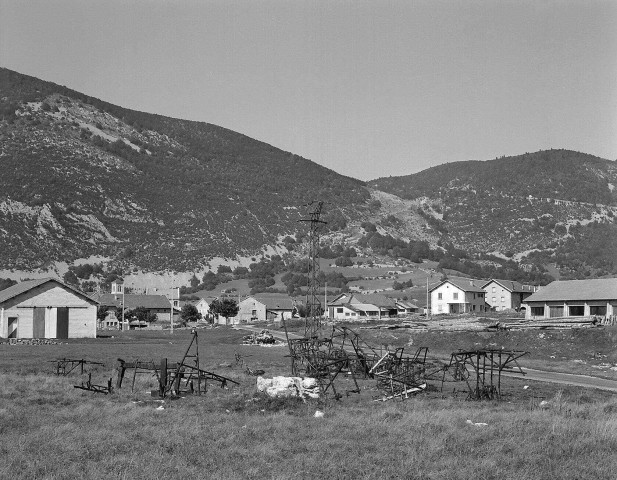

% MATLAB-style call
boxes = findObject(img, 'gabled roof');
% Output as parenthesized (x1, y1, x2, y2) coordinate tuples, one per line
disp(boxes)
(351, 303, 382, 312)
(0, 278, 99, 305)
(95, 293, 171, 309)
(483, 279, 536, 293)
(524, 278, 617, 302)
(395, 300, 419, 309)
(349, 293, 396, 308)
(247, 294, 295, 311)
(429, 276, 486, 293)
(328, 293, 350, 306)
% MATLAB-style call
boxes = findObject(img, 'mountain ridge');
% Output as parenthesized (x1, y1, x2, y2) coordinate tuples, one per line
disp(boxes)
(2, 67, 617, 281)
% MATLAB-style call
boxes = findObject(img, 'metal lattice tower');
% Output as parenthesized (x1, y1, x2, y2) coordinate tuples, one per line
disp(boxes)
(299, 201, 327, 338)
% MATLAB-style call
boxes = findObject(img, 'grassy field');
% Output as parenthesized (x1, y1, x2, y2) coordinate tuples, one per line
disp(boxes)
(1, 327, 617, 479)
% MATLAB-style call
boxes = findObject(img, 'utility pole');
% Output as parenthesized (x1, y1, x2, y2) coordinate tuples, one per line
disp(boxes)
(170, 286, 177, 335)
(324, 282, 328, 319)
(426, 277, 430, 320)
(121, 283, 125, 331)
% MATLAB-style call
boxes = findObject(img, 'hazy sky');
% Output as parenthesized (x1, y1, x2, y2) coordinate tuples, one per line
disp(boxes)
(1, 0, 616, 180)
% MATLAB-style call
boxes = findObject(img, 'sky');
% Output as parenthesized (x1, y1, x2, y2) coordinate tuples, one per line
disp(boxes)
(1, 0, 616, 180)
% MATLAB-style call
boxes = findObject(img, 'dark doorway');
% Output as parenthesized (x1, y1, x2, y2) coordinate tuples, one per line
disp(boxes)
(57, 307, 69, 339)
(33, 307, 46, 338)
(8, 317, 18, 338)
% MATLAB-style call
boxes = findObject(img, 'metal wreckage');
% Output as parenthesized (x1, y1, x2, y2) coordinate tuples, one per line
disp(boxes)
(69, 329, 239, 396)
(281, 202, 528, 402)
(66, 202, 528, 402)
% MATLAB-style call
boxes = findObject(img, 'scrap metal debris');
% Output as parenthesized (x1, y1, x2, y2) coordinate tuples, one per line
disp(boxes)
(74, 373, 113, 395)
(116, 330, 240, 397)
(53, 358, 105, 376)
(283, 322, 431, 402)
(73, 330, 239, 398)
(442, 349, 528, 400)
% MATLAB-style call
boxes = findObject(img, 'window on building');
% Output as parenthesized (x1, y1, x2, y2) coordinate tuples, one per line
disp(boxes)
(453, 292, 458, 300)
(438, 293, 442, 300)
(492, 286, 496, 293)
(569, 305, 585, 316)
(438, 305, 443, 312)
(501, 296, 505, 303)
(492, 297, 496, 303)
(590, 306, 607, 316)
(549, 306, 564, 318)
(251, 310, 257, 316)
(337, 308, 343, 313)
(530, 306, 544, 317)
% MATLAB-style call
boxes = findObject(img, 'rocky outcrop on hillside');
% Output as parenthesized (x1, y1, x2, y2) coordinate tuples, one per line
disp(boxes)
(0, 68, 377, 270)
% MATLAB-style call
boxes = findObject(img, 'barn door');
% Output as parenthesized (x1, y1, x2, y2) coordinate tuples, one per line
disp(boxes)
(33, 307, 46, 338)
(57, 307, 69, 339)
(7, 317, 18, 338)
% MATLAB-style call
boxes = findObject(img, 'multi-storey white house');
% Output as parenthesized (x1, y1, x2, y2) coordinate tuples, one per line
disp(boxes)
(482, 279, 537, 311)
(429, 277, 486, 315)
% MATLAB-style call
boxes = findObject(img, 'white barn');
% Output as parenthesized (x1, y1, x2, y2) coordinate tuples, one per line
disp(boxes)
(0, 278, 99, 339)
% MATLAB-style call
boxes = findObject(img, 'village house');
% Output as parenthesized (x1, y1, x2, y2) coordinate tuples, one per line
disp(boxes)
(0, 278, 98, 339)
(523, 278, 617, 320)
(233, 294, 297, 324)
(93, 282, 172, 329)
(429, 277, 486, 315)
(482, 279, 537, 312)
(195, 298, 211, 319)
(395, 299, 420, 315)
(327, 293, 398, 320)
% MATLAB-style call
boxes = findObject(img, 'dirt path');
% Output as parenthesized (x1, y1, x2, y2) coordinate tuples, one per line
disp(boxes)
(506, 368, 617, 393)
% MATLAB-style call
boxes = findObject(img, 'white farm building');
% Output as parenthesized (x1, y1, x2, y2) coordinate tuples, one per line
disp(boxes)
(523, 278, 617, 320)
(0, 278, 99, 339)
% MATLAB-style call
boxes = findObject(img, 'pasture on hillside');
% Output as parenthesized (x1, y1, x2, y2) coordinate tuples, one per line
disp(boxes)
(1, 326, 616, 479)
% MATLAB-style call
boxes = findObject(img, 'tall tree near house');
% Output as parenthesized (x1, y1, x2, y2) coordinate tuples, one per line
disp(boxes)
(97, 306, 110, 325)
(63, 270, 79, 286)
(180, 303, 201, 325)
(209, 298, 239, 324)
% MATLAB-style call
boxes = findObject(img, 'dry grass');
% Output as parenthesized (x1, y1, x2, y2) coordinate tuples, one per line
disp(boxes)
(1, 327, 617, 479)
(1, 373, 616, 479)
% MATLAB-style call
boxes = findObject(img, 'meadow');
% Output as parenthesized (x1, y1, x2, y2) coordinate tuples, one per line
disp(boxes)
(1, 327, 617, 479)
